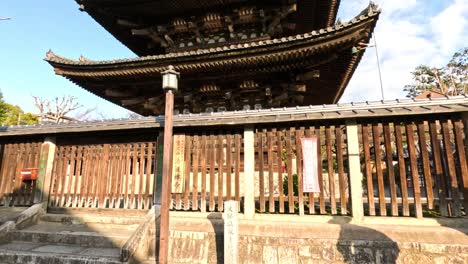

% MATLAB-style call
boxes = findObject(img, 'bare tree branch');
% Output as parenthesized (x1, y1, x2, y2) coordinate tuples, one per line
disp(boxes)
(32, 95, 89, 123)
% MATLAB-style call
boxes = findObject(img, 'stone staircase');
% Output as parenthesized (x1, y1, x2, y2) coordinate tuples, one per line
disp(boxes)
(0, 211, 146, 264)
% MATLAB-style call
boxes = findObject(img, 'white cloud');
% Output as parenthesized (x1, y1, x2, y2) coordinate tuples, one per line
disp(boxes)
(430, 0, 468, 59)
(339, 0, 468, 102)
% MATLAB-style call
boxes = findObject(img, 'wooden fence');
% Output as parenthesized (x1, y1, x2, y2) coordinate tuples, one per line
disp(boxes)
(170, 130, 243, 212)
(48, 141, 159, 210)
(0, 141, 42, 206)
(255, 123, 349, 216)
(358, 115, 467, 217)
(0, 107, 466, 219)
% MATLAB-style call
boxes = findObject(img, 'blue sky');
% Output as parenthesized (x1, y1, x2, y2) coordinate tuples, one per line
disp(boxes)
(0, 0, 467, 119)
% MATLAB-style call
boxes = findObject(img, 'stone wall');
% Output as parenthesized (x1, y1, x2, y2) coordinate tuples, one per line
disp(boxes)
(165, 218, 468, 264)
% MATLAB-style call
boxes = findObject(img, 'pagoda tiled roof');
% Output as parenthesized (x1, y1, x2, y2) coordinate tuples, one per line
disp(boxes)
(46, 7, 379, 72)
(76, 0, 341, 56)
(45, 6, 379, 115)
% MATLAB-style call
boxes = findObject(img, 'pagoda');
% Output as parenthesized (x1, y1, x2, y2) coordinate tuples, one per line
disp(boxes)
(46, 0, 380, 116)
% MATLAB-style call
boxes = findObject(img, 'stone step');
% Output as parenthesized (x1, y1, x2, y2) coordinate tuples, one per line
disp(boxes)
(0, 241, 123, 264)
(141, 257, 157, 264)
(9, 230, 129, 248)
(8, 220, 136, 248)
(41, 213, 144, 226)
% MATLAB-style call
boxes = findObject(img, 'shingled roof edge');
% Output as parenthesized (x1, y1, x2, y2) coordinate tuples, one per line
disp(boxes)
(44, 6, 380, 67)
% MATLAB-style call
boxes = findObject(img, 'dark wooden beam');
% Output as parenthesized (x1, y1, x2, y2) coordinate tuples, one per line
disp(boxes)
(105, 89, 135, 98)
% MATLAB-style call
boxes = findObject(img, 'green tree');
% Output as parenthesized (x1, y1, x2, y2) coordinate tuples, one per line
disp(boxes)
(404, 47, 467, 98)
(0, 93, 39, 126)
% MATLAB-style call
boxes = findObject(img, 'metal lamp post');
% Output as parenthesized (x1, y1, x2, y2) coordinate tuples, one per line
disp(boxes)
(159, 65, 179, 264)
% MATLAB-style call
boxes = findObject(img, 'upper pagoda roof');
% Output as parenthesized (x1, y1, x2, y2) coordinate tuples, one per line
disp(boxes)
(76, 0, 340, 56)
(46, 6, 379, 115)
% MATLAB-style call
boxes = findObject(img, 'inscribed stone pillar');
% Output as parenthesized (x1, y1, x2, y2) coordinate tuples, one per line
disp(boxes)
(224, 200, 239, 264)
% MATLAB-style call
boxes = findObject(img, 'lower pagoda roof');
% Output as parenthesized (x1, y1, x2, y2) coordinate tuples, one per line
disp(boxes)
(46, 6, 380, 116)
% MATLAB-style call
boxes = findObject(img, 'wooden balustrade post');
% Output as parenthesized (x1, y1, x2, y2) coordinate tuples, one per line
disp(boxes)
(243, 126, 255, 219)
(35, 137, 56, 205)
(154, 130, 164, 205)
(461, 112, 468, 211)
(345, 120, 364, 222)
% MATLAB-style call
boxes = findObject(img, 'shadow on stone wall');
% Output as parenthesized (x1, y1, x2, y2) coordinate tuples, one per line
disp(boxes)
(328, 217, 399, 264)
(207, 212, 224, 263)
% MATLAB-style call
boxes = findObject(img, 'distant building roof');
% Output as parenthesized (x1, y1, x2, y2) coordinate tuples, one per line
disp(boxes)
(415, 90, 447, 99)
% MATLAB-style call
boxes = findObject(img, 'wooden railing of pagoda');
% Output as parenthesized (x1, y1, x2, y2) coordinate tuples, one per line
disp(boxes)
(0, 102, 466, 219)
(357, 116, 467, 218)
(48, 141, 158, 210)
(169, 129, 243, 213)
(252, 114, 467, 218)
(0, 141, 42, 207)
(254, 123, 350, 216)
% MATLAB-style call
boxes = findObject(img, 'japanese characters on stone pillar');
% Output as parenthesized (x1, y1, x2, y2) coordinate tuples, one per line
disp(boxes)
(224, 200, 239, 264)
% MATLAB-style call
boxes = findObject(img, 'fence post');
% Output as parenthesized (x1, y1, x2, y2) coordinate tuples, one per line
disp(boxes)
(243, 126, 255, 219)
(346, 119, 364, 222)
(35, 137, 56, 205)
(154, 130, 164, 205)
(461, 112, 468, 211)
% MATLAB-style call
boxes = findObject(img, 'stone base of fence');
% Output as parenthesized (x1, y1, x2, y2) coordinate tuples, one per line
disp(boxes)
(162, 215, 468, 264)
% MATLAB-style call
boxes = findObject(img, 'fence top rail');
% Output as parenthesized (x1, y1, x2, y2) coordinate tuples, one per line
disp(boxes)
(0, 96, 467, 137)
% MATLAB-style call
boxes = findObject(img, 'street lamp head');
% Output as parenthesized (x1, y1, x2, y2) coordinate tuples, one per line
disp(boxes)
(161, 65, 180, 92)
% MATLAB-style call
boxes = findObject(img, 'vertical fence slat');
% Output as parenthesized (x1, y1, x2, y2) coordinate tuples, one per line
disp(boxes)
(101, 144, 111, 208)
(12, 143, 24, 206)
(209, 134, 216, 212)
(146, 142, 154, 209)
(372, 124, 387, 216)
(453, 118, 468, 213)
(362, 124, 375, 216)
(417, 121, 434, 210)
(77, 146, 87, 208)
(277, 130, 284, 213)
(336, 126, 347, 215)
(114, 145, 122, 208)
(216, 134, 223, 212)
(406, 123, 423, 218)
(429, 121, 448, 216)
(258, 131, 265, 212)
(200, 133, 207, 212)
(65, 146, 77, 207)
(315, 126, 326, 214)
(267, 131, 275, 213)
(184, 135, 192, 210)
(441, 119, 460, 216)
(0, 144, 10, 204)
(235, 133, 241, 209)
(295, 129, 305, 216)
(326, 126, 337, 215)
(192, 136, 199, 211)
(383, 123, 398, 216)
(123, 145, 131, 209)
(225, 134, 232, 202)
(395, 124, 410, 216)
(58, 146, 70, 207)
(285, 129, 294, 213)
(137, 143, 146, 209)
(72, 146, 83, 208)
